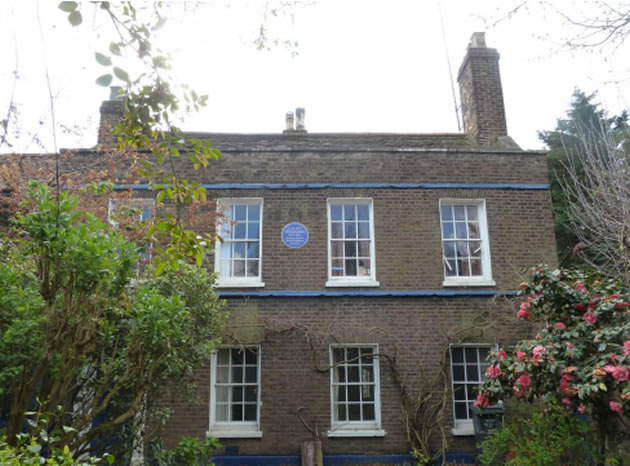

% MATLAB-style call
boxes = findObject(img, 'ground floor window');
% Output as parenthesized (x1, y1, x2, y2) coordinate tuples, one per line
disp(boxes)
(450, 345, 492, 427)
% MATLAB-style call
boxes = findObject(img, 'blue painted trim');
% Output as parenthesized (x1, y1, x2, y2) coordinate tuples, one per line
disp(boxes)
(217, 290, 518, 298)
(113, 183, 549, 191)
(213, 455, 299, 466)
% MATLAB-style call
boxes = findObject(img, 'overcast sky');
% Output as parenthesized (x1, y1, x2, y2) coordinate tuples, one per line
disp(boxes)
(1, 0, 628, 153)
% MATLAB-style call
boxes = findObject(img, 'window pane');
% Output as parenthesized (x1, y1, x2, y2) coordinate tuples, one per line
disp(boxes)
(246, 242, 259, 259)
(336, 404, 346, 421)
(246, 260, 259, 277)
(362, 384, 374, 401)
(244, 386, 257, 402)
(233, 260, 246, 277)
(333, 348, 345, 363)
(455, 222, 468, 239)
(243, 404, 257, 421)
(344, 223, 357, 239)
(331, 242, 343, 258)
(467, 385, 477, 400)
(360, 347, 373, 362)
(215, 403, 228, 421)
(246, 349, 257, 364)
(331, 222, 343, 239)
(248, 204, 260, 221)
(453, 384, 466, 401)
(465, 348, 478, 363)
(345, 241, 357, 257)
(469, 241, 482, 257)
(358, 241, 370, 257)
(334, 365, 346, 383)
(466, 205, 478, 221)
(454, 402, 468, 420)
(451, 347, 464, 363)
(348, 404, 361, 420)
(347, 348, 359, 361)
(456, 241, 468, 258)
(218, 350, 229, 365)
(231, 367, 243, 383)
(331, 259, 344, 276)
(348, 366, 359, 382)
(443, 241, 455, 258)
(232, 350, 243, 365)
(466, 365, 479, 381)
(470, 259, 482, 276)
(358, 222, 370, 239)
(468, 222, 480, 239)
(234, 242, 246, 258)
(361, 366, 374, 382)
(231, 404, 243, 422)
(357, 205, 369, 221)
(220, 260, 232, 277)
(217, 367, 229, 383)
(337, 386, 346, 402)
(245, 367, 257, 383)
(216, 386, 228, 403)
(358, 259, 371, 276)
(441, 205, 453, 221)
(331, 204, 343, 221)
(442, 222, 454, 239)
(478, 347, 490, 362)
(454, 206, 466, 220)
(234, 223, 247, 239)
(444, 259, 457, 276)
(234, 205, 247, 221)
(452, 365, 465, 381)
(344, 204, 356, 220)
(232, 386, 243, 402)
(345, 259, 357, 276)
(247, 223, 260, 240)
(363, 403, 375, 420)
(348, 385, 360, 402)
(457, 259, 470, 276)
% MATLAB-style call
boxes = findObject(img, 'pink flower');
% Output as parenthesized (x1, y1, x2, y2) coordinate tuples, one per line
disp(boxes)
(487, 365, 502, 378)
(610, 401, 624, 413)
(604, 365, 617, 374)
(516, 351, 525, 362)
(517, 309, 530, 319)
(583, 312, 598, 324)
(613, 366, 630, 382)
(497, 350, 508, 359)
(610, 294, 620, 300)
(578, 404, 586, 414)
(624, 341, 630, 356)
(474, 393, 490, 408)
(533, 345, 547, 358)
(611, 354, 619, 364)
(574, 303, 587, 311)
(517, 373, 532, 388)
(566, 342, 575, 349)
(555, 322, 567, 330)
(562, 397, 572, 407)
(616, 301, 628, 310)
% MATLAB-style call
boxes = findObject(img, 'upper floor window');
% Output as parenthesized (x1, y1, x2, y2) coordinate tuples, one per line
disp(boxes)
(439, 200, 494, 287)
(326, 199, 378, 287)
(208, 346, 262, 438)
(329, 345, 385, 437)
(449, 345, 493, 435)
(215, 199, 264, 288)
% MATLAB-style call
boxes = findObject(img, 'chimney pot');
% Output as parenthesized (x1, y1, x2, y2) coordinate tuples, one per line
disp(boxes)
(469, 32, 486, 48)
(295, 108, 306, 132)
(284, 111, 295, 132)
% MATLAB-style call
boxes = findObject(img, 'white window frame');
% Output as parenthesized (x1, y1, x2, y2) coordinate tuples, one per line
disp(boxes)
(449, 344, 496, 436)
(326, 198, 379, 287)
(439, 199, 495, 287)
(208, 346, 262, 439)
(328, 344, 386, 438)
(214, 198, 264, 288)
(108, 198, 155, 227)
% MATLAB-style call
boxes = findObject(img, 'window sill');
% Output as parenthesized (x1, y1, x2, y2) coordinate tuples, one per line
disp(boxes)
(206, 430, 263, 439)
(451, 424, 475, 437)
(327, 429, 386, 438)
(216, 281, 265, 289)
(442, 278, 496, 287)
(326, 279, 380, 288)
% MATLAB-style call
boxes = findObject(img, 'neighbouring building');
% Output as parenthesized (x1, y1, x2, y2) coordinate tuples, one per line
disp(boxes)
(4, 33, 557, 465)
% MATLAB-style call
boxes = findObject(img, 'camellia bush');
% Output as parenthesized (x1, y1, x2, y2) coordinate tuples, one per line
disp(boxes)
(477, 266, 630, 460)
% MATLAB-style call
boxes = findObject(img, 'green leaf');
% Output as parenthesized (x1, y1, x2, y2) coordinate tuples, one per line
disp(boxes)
(599, 383, 607, 392)
(58, 1, 77, 12)
(109, 42, 122, 56)
(156, 190, 165, 204)
(68, 10, 82, 26)
(152, 16, 167, 31)
(95, 52, 112, 66)
(113, 66, 130, 83)
(155, 262, 166, 276)
(62, 425, 77, 433)
(195, 250, 203, 267)
(96, 74, 113, 87)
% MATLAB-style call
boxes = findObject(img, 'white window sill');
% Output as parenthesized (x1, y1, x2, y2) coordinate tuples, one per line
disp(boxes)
(451, 423, 475, 436)
(442, 278, 496, 287)
(216, 281, 265, 289)
(206, 430, 262, 439)
(326, 279, 380, 288)
(327, 429, 386, 438)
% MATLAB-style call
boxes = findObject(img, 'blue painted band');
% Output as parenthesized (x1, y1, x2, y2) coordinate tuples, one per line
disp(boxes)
(113, 183, 549, 191)
(217, 290, 518, 298)
(212, 453, 473, 465)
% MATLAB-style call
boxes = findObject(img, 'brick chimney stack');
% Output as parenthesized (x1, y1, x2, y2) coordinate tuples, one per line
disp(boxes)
(457, 33, 508, 146)
(97, 86, 124, 147)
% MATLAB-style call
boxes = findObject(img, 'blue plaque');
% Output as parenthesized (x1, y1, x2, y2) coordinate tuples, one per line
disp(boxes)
(282, 222, 309, 248)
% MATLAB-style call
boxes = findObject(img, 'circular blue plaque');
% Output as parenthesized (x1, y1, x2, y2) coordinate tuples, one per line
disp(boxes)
(281, 222, 309, 248)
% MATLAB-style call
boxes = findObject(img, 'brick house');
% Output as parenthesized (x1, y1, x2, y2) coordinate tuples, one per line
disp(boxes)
(4, 32, 556, 464)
